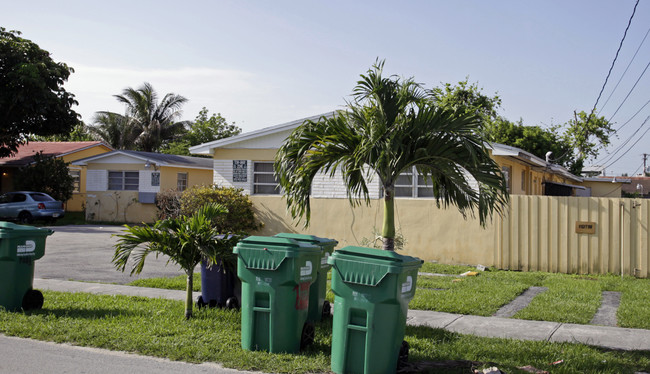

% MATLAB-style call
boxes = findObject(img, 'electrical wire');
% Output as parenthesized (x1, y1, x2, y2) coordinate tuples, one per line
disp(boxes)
(606, 59, 650, 122)
(604, 115, 650, 170)
(589, 0, 640, 118)
(613, 97, 650, 133)
(599, 25, 650, 113)
(599, 114, 650, 165)
(631, 161, 644, 176)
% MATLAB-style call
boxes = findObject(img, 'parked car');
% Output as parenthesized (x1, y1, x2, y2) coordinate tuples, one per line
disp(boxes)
(0, 191, 65, 224)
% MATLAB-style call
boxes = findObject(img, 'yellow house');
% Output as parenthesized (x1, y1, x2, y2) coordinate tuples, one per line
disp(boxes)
(0, 141, 113, 211)
(72, 150, 213, 223)
(188, 113, 629, 268)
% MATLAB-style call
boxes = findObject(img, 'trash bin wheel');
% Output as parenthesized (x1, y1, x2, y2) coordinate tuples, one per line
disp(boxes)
(226, 296, 239, 310)
(397, 340, 409, 369)
(197, 296, 206, 309)
(300, 322, 315, 350)
(22, 289, 44, 310)
(321, 300, 331, 319)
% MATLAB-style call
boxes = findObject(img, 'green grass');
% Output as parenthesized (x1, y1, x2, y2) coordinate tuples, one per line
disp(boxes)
(1, 291, 649, 373)
(127, 264, 650, 329)
(128, 273, 201, 292)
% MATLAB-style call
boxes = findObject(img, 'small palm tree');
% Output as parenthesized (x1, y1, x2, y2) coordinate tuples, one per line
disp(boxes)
(275, 61, 509, 251)
(113, 203, 239, 319)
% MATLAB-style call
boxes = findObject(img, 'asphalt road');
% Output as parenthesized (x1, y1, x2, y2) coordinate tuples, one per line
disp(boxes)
(35, 225, 185, 284)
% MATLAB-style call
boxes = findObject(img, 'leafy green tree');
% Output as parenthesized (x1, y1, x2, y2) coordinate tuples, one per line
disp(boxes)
(15, 151, 74, 202)
(275, 61, 509, 251)
(113, 203, 240, 319)
(92, 82, 187, 151)
(29, 122, 95, 142)
(430, 78, 502, 122)
(162, 108, 241, 155)
(0, 28, 79, 157)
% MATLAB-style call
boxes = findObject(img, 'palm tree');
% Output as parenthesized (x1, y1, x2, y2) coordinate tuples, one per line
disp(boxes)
(113, 203, 239, 319)
(91, 82, 188, 151)
(275, 61, 509, 251)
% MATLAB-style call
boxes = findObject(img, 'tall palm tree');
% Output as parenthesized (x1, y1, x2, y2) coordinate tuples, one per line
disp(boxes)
(113, 203, 239, 319)
(91, 82, 188, 151)
(275, 61, 509, 251)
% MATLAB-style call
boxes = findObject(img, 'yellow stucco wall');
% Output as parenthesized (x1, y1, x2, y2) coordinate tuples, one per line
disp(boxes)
(84, 163, 213, 223)
(250, 196, 496, 265)
(63, 145, 112, 212)
(581, 180, 623, 198)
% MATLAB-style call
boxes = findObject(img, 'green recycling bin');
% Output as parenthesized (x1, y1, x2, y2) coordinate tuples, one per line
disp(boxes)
(328, 246, 423, 374)
(274, 233, 338, 322)
(0, 222, 53, 311)
(234, 236, 321, 353)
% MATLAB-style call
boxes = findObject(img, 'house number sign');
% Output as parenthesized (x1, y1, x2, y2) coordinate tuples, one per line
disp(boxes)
(233, 160, 247, 182)
(575, 221, 596, 234)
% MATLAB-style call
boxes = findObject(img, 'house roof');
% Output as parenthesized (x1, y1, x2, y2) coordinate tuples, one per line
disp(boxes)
(189, 112, 338, 154)
(0, 141, 112, 167)
(72, 150, 214, 170)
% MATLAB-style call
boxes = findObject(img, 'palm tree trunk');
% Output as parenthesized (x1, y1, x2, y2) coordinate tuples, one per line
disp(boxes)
(382, 185, 396, 251)
(185, 271, 193, 319)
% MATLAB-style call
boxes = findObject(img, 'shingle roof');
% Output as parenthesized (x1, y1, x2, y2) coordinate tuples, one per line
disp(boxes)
(0, 141, 112, 167)
(72, 150, 214, 169)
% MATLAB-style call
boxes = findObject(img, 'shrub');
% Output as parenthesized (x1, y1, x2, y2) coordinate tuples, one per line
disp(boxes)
(155, 189, 182, 220)
(180, 185, 261, 234)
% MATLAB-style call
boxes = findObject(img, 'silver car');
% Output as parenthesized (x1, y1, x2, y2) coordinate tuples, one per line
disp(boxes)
(0, 191, 65, 224)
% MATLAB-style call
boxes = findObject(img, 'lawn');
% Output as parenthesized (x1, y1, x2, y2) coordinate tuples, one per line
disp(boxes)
(1, 291, 649, 373)
(129, 264, 650, 329)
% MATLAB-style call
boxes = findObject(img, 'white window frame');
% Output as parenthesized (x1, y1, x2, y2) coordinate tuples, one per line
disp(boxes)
(177, 172, 188, 191)
(393, 166, 434, 198)
(253, 162, 280, 195)
(69, 170, 81, 193)
(108, 171, 139, 191)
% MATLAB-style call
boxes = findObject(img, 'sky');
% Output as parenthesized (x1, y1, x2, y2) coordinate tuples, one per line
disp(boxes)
(4, 1, 650, 176)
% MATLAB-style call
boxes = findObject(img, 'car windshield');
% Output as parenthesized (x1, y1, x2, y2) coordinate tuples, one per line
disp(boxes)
(29, 193, 55, 202)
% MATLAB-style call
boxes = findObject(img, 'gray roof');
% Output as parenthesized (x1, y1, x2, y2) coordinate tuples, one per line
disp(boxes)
(72, 150, 213, 169)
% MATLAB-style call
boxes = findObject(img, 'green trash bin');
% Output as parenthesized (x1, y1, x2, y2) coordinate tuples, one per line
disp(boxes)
(328, 246, 423, 374)
(234, 236, 321, 353)
(0, 222, 53, 311)
(274, 233, 338, 322)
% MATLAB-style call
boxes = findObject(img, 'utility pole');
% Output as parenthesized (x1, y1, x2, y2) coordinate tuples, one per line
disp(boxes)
(644, 153, 649, 176)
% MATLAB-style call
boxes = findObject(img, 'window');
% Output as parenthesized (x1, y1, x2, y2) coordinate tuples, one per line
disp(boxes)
(151, 172, 160, 187)
(501, 166, 511, 193)
(70, 170, 81, 193)
(393, 167, 434, 198)
(29, 193, 54, 202)
(177, 173, 188, 191)
(108, 171, 139, 191)
(521, 170, 526, 193)
(253, 162, 280, 194)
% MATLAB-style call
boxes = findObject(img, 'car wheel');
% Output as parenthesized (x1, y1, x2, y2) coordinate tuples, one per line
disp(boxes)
(18, 212, 33, 224)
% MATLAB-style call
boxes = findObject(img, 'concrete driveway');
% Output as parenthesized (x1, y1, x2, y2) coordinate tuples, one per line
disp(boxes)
(35, 225, 185, 284)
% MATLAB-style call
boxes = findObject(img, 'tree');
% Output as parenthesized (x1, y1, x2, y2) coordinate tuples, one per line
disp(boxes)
(275, 61, 509, 251)
(29, 122, 96, 142)
(0, 28, 80, 157)
(430, 78, 502, 122)
(14, 151, 74, 202)
(113, 203, 240, 319)
(161, 107, 241, 155)
(91, 82, 187, 152)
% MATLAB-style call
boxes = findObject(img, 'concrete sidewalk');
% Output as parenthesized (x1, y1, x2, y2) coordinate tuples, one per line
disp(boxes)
(33, 278, 650, 352)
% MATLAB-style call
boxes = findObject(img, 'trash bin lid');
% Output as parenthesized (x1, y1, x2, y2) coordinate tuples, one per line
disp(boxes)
(274, 233, 338, 248)
(0, 221, 54, 238)
(234, 236, 320, 270)
(328, 246, 423, 286)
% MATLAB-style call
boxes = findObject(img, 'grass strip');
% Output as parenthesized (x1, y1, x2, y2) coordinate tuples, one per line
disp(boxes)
(129, 273, 201, 292)
(1, 291, 649, 373)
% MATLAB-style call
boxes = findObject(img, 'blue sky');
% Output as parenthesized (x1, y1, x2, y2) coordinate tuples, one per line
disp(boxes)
(4, 1, 650, 176)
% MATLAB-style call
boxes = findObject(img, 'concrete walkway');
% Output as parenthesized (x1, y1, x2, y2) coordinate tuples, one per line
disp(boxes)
(33, 278, 650, 351)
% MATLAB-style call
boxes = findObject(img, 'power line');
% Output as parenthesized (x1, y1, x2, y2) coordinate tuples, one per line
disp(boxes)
(604, 115, 650, 170)
(599, 25, 650, 113)
(606, 59, 650, 122)
(613, 97, 650, 132)
(599, 114, 650, 165)
(588, 0, 640, 118)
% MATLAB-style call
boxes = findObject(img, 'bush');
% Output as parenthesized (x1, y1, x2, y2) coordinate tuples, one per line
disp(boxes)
(15, 151, 74, 202)
(180, 185, 261, 234)
(155, 189, 182, 220)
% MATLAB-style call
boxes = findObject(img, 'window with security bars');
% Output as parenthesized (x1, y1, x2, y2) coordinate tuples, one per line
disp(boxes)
(70, 170, 81, 193)
(253, 162, 280, 194)
(108, 171, 139, 191)
(393, 167, 434, 198)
